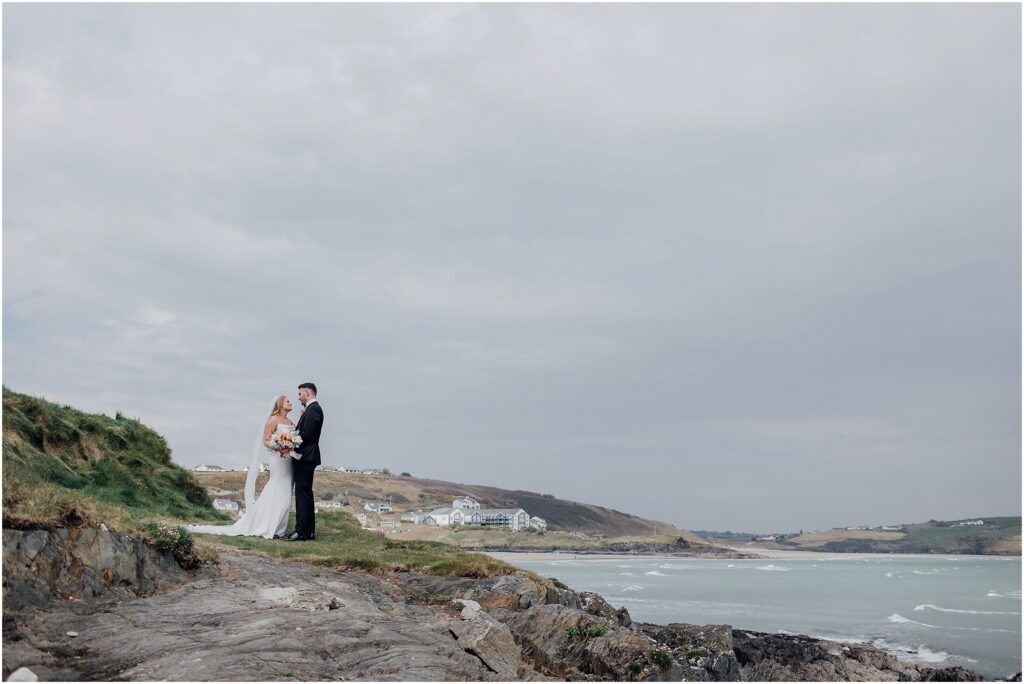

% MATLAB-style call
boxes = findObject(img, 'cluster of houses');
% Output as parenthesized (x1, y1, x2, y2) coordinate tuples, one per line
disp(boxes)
(199, 476, 548, 535)
(396, 497, 547, 532)
(192, 464, 372, 474)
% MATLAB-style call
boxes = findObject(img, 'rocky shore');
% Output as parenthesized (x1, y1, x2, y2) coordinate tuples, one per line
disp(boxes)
(463, 537, 762, 558)
(3, 527, 1014, 682)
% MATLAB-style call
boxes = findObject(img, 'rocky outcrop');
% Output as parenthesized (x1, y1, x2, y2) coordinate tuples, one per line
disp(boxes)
(450, 612, 522, 678)
(578, 591, 633, 628)
(2, 528, 191, 611)
(732, 629, 984, 681)
(497, 603, 683, 681)
(463, 542, 758, 558)
(2, 527, 1000, 682)
(637, 623, 740, 681)
(3, 548, 509, 681)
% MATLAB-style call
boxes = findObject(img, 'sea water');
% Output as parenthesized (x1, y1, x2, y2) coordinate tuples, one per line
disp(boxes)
(509, 554, 1021, 680)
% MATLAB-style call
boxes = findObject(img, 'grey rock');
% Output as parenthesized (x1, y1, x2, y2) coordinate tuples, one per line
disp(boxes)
(459, 598, 482, 619)
(6, 667, 39, 682)
(578, 591, 633, 628)
(455, 612, 521, 677)
(637, 622, 739, 681)
(5, 548, 507, 682)
(732, 629, 985, 682)
(499, 602, 682, 681)
(2, 528, 189, 612)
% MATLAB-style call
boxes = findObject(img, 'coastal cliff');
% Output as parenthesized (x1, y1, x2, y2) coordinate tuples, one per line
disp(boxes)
(1, 390, 1016, 681)
(3, 526, 1007, 682)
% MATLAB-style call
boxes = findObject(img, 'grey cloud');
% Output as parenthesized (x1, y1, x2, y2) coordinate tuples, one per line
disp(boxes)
(3, 3, 1019, 531)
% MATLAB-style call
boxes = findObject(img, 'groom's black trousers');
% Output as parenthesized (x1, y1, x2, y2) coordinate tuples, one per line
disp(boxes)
(293, 461, 317, 536)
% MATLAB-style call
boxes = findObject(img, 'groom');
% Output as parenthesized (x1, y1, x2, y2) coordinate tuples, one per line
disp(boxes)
(286, 382, 324, 542)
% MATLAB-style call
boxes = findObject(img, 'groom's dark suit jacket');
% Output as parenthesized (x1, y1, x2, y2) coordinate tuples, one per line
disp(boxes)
(295, 401, 323, 466)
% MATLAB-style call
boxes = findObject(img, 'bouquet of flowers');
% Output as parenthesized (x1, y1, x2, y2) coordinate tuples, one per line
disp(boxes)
(269, 429, 303, 459)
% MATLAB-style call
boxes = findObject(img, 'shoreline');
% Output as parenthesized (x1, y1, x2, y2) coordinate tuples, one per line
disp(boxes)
(483, 547, 1020, 562)
(483, 547, 1019, 680)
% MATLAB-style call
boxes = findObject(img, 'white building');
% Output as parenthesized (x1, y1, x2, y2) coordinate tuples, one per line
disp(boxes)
(316, 501, 344, 510)
(193, 465, 225, 472)
(529, 516, 547, 530)
(423, 507, 455, 526)
(452, 497, 481, 509)
(364, 502, 392, 513)
(213, 498, 240, 512)
(401, 510, 429, 523)
(756, 535, 777, 541)
(471, 508, 531, 531)
(318, 465, 347, 473)
(354, 513, 368, 527)
(957, 520, 985, 526)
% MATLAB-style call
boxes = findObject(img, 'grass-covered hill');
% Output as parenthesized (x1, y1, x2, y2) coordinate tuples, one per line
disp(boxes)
(701, 518, 1021, 556)
(2, 387, 226, 531)
(1, 388, 521, 578)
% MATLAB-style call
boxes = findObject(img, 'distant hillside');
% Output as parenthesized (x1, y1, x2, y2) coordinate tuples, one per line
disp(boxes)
(698, 518, 1021, 556)
(2, 387, 225, 531)
(194, 470, 695, 539)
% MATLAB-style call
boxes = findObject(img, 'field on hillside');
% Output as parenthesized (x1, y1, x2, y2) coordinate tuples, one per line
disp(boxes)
(780, 518, 1021, 555)
(386, 524, 695, 550)
(192, 470, 686, 537)
(786, 529, 907, 548)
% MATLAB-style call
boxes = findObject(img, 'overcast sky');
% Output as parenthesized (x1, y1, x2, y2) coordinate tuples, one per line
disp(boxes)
(4, 4, 1020, 532)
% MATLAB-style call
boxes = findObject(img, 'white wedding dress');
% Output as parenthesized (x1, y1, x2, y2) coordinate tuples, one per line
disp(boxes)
(187, 424, 294, 539)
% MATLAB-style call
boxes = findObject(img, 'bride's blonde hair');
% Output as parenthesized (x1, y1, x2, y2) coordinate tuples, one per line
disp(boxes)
(268, 395, 287, 418)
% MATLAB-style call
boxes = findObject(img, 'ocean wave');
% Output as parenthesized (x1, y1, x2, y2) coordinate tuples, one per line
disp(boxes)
(912, 569, 940, 575)
(915, 604, 1020, 616)
(887, 613, 1012, 633)
(658, 564, 694, 570)
(645, 570, 668, 576)
(619, 572, 635, 576)
(885, 572, 894, 578)
(870, 639, 977, 665)
(621, 585, 644, 592)
(986, 590, 1021, 599)
(726, 563, 790, 571)
(888, 613, 937, 628)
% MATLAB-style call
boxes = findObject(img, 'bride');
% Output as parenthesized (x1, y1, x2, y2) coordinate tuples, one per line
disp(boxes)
(187, 396, 296, 539)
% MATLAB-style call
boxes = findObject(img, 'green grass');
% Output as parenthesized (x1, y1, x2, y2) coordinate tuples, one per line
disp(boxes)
(3, 387, 227, 532)
(900, 518, 1021, 554)
(202, 510, 526, 578)
(0, 388, 578, 580)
